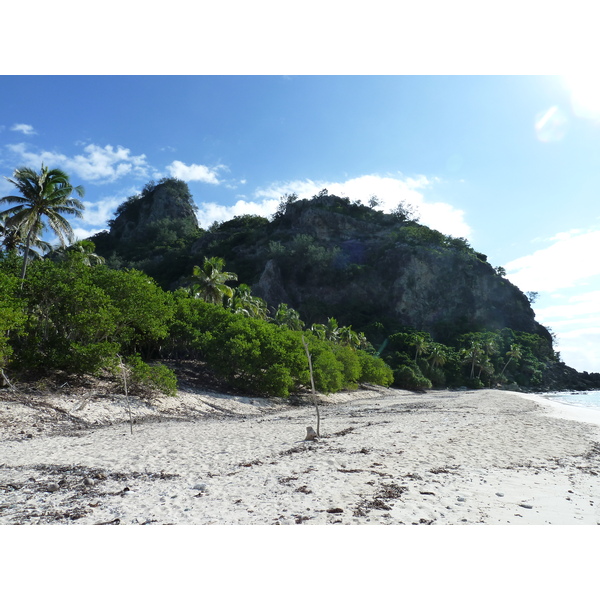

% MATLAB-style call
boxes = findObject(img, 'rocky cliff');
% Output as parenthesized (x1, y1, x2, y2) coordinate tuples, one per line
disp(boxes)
(91, 186, 550, 345)
(245, 194, 549, 345)
(90, 179, 203, 287)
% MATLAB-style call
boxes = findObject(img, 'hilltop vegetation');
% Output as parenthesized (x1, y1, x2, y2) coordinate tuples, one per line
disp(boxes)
(2, 171, 599, 395)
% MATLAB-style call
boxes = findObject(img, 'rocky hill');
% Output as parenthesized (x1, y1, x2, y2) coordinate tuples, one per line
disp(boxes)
(86, 181, 600, 390)
(90, 178, 203, 287)
(91, 183, 549, 344)
(191, 192, 550, 347)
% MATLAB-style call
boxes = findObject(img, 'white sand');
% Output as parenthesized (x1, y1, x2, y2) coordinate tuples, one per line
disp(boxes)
(1, 386, 600, 525)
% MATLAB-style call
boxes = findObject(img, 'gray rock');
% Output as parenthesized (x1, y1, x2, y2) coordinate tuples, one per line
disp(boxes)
(47, 483, 60, 493)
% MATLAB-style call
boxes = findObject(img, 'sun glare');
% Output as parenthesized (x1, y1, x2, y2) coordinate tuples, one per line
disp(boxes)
(563, 74, 600, 121)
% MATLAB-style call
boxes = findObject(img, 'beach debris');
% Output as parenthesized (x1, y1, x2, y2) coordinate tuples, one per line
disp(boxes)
(378, 483, 408, 499)
(302, 335, 320, 437)
(83, 477, 94, 486)
(193, 483, 208, 493)
(305, 426, 318, 441)
(278, 476, 299, 485)
(238, 459, 263, 467)
(96, 517, 121, 525)
(412, 518, 435, 525)
(495, 492, 504, 497)
(47, 483, 60, 493)
(326, 507, 344, 514)
(331, 427, 355, 437)
(294, 515, 311, 524)
(518, 503, 533, 509)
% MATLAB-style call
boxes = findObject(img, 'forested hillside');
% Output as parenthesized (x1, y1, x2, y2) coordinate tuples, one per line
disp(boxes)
(2, 171, 599, 395)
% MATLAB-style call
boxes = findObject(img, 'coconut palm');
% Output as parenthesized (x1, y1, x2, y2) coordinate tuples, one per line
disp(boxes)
(228, 284, 268, 319)
(310, 323, 327, 341)
(324, 317, 340, 342)
(272, 303, 305, 331)
(53, 239, 105, 267)
(0, 165, 85, 280)
(185, 256, 237, 305)
(428, 345, 448, 370)
(338, 325, 361, 349)
(411, 333, 429, 362)
(462, 341, 484, 379)
(499, 344, 523, 377)
(1, 214, 51, 258)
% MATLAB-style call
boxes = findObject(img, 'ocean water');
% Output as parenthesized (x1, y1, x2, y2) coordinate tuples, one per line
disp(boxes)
(538, 390, 600, 412)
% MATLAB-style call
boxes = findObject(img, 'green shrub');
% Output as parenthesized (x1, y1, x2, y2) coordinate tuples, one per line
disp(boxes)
(333, 345, 361, 389)
(357, 351, 394, 386)
(311, 348, 345, 393)
(125, 355, 178, 396)
(187, 301, 309, 397)
(393, 365, 432, 391)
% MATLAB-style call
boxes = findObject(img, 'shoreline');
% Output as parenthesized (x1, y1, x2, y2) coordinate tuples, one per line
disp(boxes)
(527, 391, 600, 429)
(2, 387, 600, 525)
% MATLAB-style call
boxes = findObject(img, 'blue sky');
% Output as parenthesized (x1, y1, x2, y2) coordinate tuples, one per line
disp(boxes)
(1, 75, 600, 373)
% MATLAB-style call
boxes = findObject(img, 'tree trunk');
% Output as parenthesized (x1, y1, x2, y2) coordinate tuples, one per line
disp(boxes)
(19, 226, 34, 286)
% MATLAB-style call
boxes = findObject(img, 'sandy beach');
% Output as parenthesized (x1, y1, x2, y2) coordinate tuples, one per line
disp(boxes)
(2, 384, 600, 526)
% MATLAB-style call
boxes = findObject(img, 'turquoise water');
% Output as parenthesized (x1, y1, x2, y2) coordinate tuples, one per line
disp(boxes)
(538, 390, 600, 411)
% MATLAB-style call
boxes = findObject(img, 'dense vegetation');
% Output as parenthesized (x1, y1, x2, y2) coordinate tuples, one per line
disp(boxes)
(0, 252, 394, 396)
(2, 169, 599, 396)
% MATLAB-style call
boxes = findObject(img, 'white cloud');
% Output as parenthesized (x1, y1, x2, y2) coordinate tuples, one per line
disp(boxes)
(11, 123, 36, 135)
(252, 174, 471, 238)
(551, 327, 600, 374)
(525, 279, 600, 374)
(505, 228, 600, 293)
(6, 143, 149, 183)
(166, 160, 224, 184)
(535, 290, 600, 321)
(80, 195, 127, 227)
(72, 226, 104, 241)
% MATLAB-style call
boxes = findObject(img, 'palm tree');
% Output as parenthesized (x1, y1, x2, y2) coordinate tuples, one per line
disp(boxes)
(411, 333, 429, 362)
(228, 283, 268, 319)
(428, 345, 448, 370)
(1, 214, 51, 258)
(0, 164, 85, 281)
(185, 256, 237, 305)
(272, 303, 305, 331)
(462, 341, 484, 379)
(338, 325, 361, 349)
(53, 239, 105, 267)
(310, 323, 327, 341)
(324, 317, 340, 342)
(500, 344, 523, 377)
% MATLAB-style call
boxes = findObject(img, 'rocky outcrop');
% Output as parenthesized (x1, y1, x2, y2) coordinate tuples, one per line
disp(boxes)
(248, 196, 549, 343)
(107, 179, 198, 244)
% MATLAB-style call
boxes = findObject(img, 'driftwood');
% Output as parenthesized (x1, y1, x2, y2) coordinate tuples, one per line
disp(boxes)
(301, 335, 320, 439)
(117, 355, 134, 434)
(1, 368, 16, 392)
